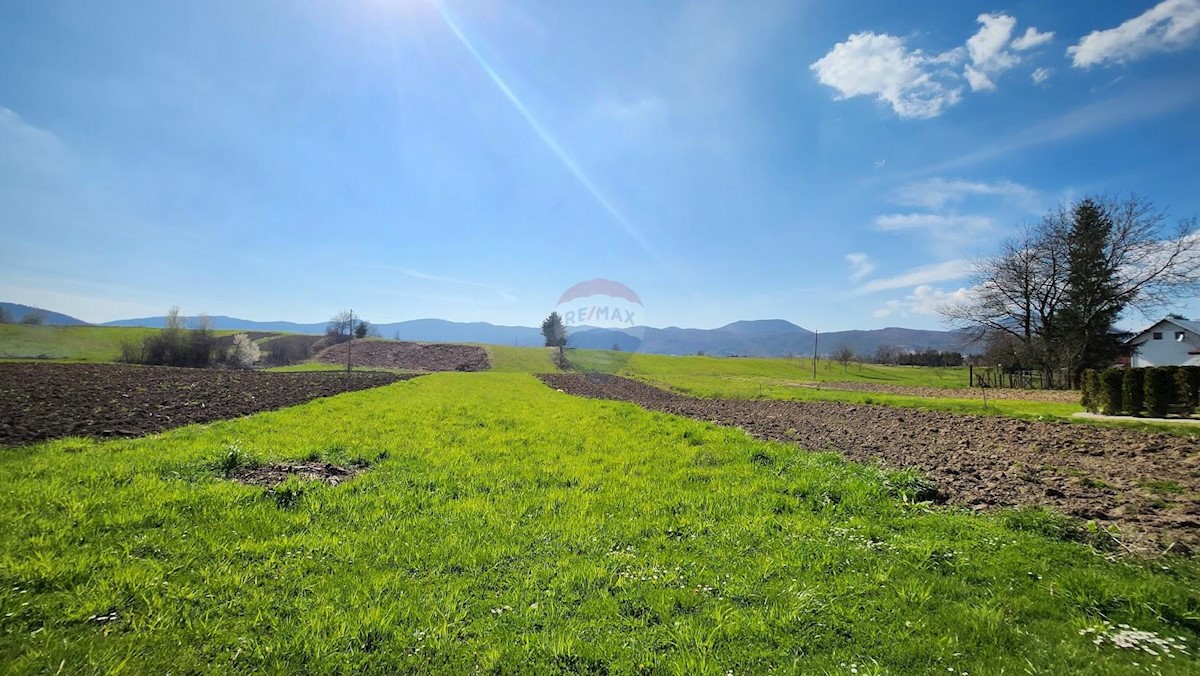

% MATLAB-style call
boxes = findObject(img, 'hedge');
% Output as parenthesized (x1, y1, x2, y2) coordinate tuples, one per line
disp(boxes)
(1080, 369, 1098, 412)
(1145, 367, 1175, 417)
(1173, 366, 1200, 415)
(1100, 368, 1125, 415)
(1121, 368, 1145, 416)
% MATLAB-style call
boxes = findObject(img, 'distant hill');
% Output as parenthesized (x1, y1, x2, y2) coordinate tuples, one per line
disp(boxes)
(717, 319, 806, 334)
(103, 315, 327, 333)
(570, 324, 969, 357)
(101, 315, 546, 346)
(92, 312, 972, 357)
(0, 302, 88, 326)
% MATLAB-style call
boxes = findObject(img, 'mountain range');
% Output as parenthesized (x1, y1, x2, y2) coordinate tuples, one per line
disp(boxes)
(0, 302, 89, 326)
(4, 304, 973, 358)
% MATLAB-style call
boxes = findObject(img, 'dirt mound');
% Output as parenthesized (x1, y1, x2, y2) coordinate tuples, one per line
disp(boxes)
(792, 381, 1080, 404)
(540, 373, 1200, 551)
(313, 340, 489, 372)
(0, 363, 415, 446)
(230, 461, 363, 487)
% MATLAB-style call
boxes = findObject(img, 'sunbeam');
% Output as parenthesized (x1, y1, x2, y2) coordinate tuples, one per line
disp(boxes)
(433, 2, 660, 262)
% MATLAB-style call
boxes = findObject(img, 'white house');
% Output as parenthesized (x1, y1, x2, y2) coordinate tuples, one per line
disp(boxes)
(1126, 317, 1200, 367)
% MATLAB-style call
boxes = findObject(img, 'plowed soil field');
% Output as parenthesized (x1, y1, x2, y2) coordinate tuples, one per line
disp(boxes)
(313, 340, 489, 371)
(541, 373, 1200, 551)
(1, 363, 413, 446)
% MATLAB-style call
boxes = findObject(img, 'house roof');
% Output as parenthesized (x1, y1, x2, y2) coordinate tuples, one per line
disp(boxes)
(1126, 316, 1200, 343)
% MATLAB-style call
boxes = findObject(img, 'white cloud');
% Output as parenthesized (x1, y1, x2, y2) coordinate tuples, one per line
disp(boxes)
(963, 13, 1050, 92)
(967, 13, 1020, 72)
(873, 284, 974, 317)
(1069, 0, 1200, 67)
(845, 252, 876, 281)
(914, 80, 1200, 173)
(891, 177, 1037, 210)
(809, 32, 963, 119)
(872, 213, 996, 256)
(964, 65, 995, 92)
(813, 14, 1053, 116)
(1031, 67, 1052, 84)
(854, 259, 972, 294)
(1012, 27, 1055, 51)
(0, 107, 71, 177)
(874, 213, 993, 232)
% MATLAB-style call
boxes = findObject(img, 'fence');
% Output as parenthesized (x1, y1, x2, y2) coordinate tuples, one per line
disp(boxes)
(968, 366, 1076, 390)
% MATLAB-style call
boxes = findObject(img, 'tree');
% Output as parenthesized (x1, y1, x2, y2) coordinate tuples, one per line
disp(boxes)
(354, 321, 369, 339)
(832, 345, 856, 370)
(1056, 198, 1124, 376)
(326, 309, 358, 372)
(942, 220, 1068, 383)
(541, 312, 567, 367)
(0, 306, 10, 324)
(873, 344, 900, 365)
(327, 310, 355, 342)
(942, 195, 1200, 387)
(229, 333, 261, 368)
(19, 310, 45, 325)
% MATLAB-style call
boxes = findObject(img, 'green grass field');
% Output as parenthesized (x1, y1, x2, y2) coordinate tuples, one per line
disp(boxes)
(616, 352, 972, 388)
(0, 324, 162, 361)
(3, 373, 1198, 673)
(646, 373, 1081, 416)
(483, 344, 557, 373)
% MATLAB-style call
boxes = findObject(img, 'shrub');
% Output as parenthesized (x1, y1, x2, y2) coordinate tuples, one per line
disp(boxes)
(1080, 369, 1095, 411)
(119, 311, 219, 368)
(229, 333, 261, 368)
(1144, 367, 1176, 417)
(1174, 366, 1199, 415)
(261, 335, 319, 366)
(1099, 368, 1124, 415)
(1121, 368, 1145, 416)
(1185, 366, 1200, 413)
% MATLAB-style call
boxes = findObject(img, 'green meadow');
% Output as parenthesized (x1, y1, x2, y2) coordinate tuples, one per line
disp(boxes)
(2, 373, 1198, 673)
(574, 350, 972, 388)
(0, 325, 161, 362)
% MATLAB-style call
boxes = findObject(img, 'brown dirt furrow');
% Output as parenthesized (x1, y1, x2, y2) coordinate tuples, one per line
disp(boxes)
(540, 373, 1200, 551)
(0, 363, 415, 446)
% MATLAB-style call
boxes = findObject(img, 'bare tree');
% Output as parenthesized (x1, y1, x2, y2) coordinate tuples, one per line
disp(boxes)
(873, 344, 900, 365)
(832, 345, 856, 370)
(327, 310, 355, 343)
(942, 221, 1068, 381)
(941, 195, 1200, 386)
(165, 306, 186, 331)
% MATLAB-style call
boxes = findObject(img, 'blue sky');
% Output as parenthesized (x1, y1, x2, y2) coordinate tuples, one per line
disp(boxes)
(2, 0, 1199, 331)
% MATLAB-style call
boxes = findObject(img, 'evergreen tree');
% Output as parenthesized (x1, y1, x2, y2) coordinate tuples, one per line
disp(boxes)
(541, 312, 568, 367)
(1057, 198, 1125, 378)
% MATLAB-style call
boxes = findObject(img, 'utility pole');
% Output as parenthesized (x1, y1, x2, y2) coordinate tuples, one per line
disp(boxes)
(346, 309, 353, 374)
(812, 329, 818, 380)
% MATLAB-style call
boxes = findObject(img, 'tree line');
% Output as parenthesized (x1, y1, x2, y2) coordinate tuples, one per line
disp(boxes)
(870, 345, 965, 367)
(0, 307, 46, 325)
(941, 195, 1200, 388)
